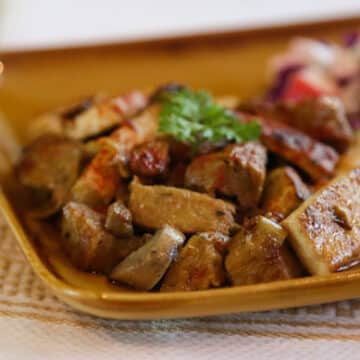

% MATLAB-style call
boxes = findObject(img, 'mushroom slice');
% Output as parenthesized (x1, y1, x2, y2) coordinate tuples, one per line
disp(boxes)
(129, 181, 236, 234)
(283, 167, 360, 275)
(62, 202, 146, 273)
(110, 225, 185, 290)
(17, 135, 83, 218)
(161, 232, 229, 292)
(225, 216, 301, 285)
(261, 166, 311, 221)
(105, 200, 134, 237)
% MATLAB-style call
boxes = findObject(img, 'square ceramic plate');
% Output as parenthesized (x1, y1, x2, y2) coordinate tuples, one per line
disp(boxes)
(1, 18, 360, 320)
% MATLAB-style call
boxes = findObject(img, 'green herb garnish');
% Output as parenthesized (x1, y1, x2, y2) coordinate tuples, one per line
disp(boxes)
(158, 89, 260, 151)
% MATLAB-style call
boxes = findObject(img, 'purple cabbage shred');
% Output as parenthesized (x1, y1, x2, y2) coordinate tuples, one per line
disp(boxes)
(266, 64, 303, 101)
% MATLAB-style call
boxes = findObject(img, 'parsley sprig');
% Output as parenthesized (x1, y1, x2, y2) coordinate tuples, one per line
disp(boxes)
(158, 89, 260, 151)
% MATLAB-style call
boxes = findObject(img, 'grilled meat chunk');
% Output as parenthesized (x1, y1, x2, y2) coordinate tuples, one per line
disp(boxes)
(17, 135, 83, 218)
(161, 232, 229, 292)
(29, 91, 147, 141)
(252, 115, 339, 180)
(71, 106, 159, 206)
(283, 167, 360, 275)
(129, 140, 169, 177)
(105, 200, 134, 237)
(129, 181, 236, 234)
(185, 142, 267, 209)
(247, 96, 353, 152)
(62, 202, 146, 273)
(261, 166, 311, 221)
(110, 225, 185, 290)
(225, 216, 301, 285)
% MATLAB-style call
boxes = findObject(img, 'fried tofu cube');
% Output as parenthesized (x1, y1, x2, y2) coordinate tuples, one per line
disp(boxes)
(225, 216, 300, 285)
(161, 232, 229, 292)
(129, 181, 236, 234)
(283, 167, 360, 275)
(261, 166, 311, 221)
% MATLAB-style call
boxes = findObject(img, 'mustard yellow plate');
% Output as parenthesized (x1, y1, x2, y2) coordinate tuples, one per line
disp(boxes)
(1, 18, 360, 319)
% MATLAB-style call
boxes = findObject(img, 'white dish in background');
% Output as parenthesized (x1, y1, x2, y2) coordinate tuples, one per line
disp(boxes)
(0, 0, 360, 52)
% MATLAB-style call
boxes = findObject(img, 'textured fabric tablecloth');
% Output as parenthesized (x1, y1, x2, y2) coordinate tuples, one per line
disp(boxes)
(0, 213, 359, 360)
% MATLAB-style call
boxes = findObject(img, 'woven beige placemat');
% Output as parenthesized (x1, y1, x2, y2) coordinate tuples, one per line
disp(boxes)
(0, 212, 359, 359)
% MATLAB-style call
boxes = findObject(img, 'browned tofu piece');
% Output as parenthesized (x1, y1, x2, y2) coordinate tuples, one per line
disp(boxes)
(105, 200, 134, 237)
(261, 166, 311, 221)
(62, 202, 146, 273)
(161, 232, 229, 292)
(29, 91, 147, 141)
(225, 216, 300, 285)
(283, 167, 360, 275)
(129, 139, 169, 177)
(110, 225, 185, 290)
(17, 135, 83, 218)
(185, 142, 267, 209)
(129, 181, 236, 234)
(250, 96, 353, 152)
(71, 106, 159, 206)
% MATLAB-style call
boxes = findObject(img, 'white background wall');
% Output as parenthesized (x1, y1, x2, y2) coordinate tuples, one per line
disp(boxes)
(0, 0, 360, 51)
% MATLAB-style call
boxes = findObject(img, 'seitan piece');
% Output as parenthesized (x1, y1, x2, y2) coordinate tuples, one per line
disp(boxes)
(29, 91, 147, 141)
(248, 96, 353, 152)
(337, 131, 360, 174)
(110, 225, 185, 290)
(161, 232, 229, 292)
(261, 166, 311, 221)
(283, 167, 360, 275)
(71, 105, 159, 206)
(71, 144, 122, 206)
(260, 117, 339, 180)
(129, 181, 236, 234)
(185, 142, 267, 209)
(129, 139, 170, 177)
(240, 113, 339, 180)
(225, 216, 301, 285)
(62, 202, 147, 273)
(17, 135, 83, 218)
